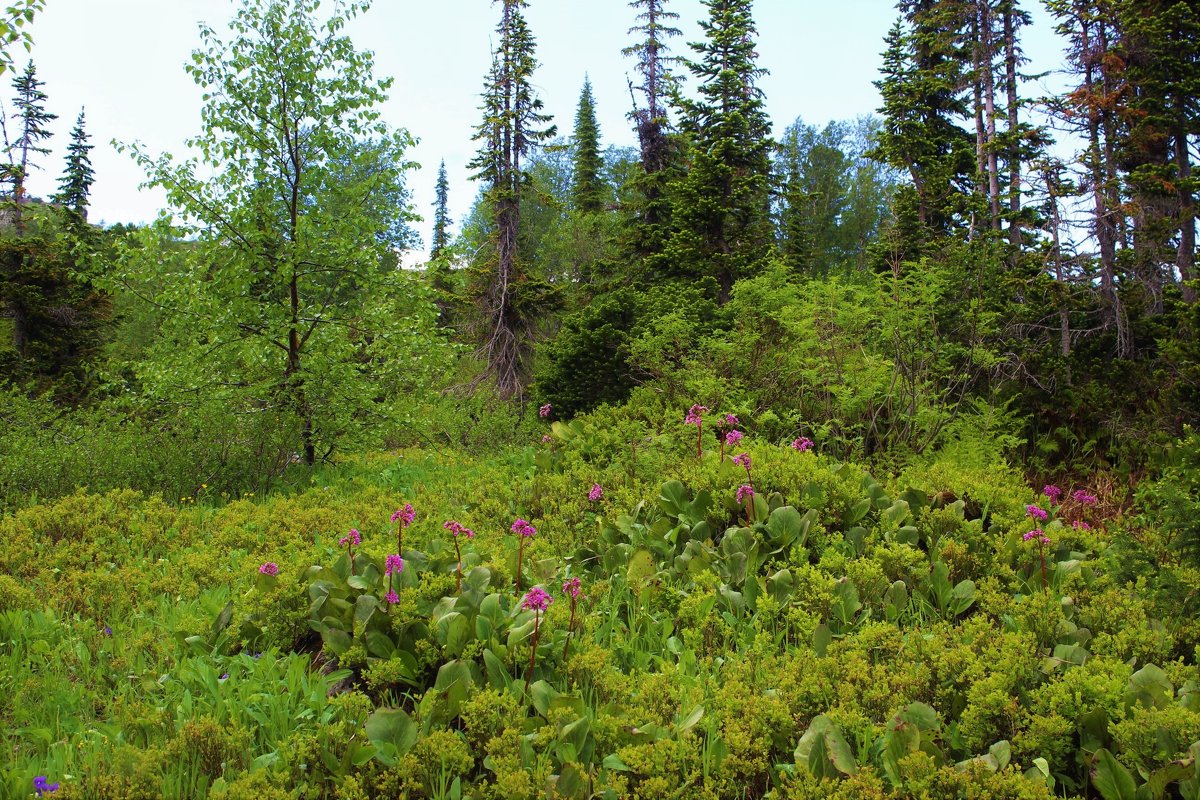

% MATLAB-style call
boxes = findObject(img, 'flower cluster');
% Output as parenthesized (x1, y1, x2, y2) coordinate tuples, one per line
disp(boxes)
(386, 590, 400, 605)
(1043, 484, 1062, 503)
(338, 529, 361, 547)
(511, 518, 537, 537)
(1072, 489, 1097, 506)
(733, 452, 752, 470)
(725, 429, 744, 446)
(1023, 529, 1050, 544)
(258, 562, 279, 576)
(385, 554, 404, 575)
(684, 404, 708, 426)
(737, 484, 755, 504)
(34, 776, 59, 797)
(1026, 504, 1048, 521)
(1073, 520, 1091, 531)
(791, 437, 814, 452)
(724, 413, 740, 426)
(539, 403, 552, 419)
(542, 434, 552, 444)
(588, 483, 604, 502)
(563, 576, 581, 599)
(522, 586, 553, 612)
(443, 520, 475, 539)
(391, 504, 415, 526)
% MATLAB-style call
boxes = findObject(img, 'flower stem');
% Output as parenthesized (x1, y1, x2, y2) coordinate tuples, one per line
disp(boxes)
(525, 610, 540, 694)
(515, 536, 525, 597)
(563, 599, 577, 660)
(454, 537, 463, 593)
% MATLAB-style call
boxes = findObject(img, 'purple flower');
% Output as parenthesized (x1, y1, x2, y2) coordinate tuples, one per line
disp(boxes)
(219, 672, 229, 680)
(1072, 489, 1097, 506)
(385, 554, 405, 575)
(1026, 505, 1048, 521)
(588, 483, 603, 502)
(684, 404, 708, 426)
(733, 452, 752, 470)
(725, 429, 743, 446)
(511, 518, 537, 538)
(33, 776, 59, 796)
(1073, 520, 1092, 531)
(562, 577, 581, 599)
(736, 484, 755, 504)
(539, 403, 552, 419)
(724, 413, 740, 426)
(443, 520, 475, 539)
(386, 590, 400, 605)
(258, 562, 279, 576)
(542, 434, 553, 444)
(338, 529, 361, 547)
(1043, 484, 1062, 503)
(1023, 528, 1050, 544)
(791, 437, 814, 452)
(522, 586, 553, 612)
(391, 504, 415, 527)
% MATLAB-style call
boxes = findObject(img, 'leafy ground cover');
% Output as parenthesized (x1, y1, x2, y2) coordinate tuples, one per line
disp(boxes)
(2, 404, 1199, 799)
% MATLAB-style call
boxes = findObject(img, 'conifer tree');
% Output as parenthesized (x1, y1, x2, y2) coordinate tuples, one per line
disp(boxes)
(570, 77, 605, 214)
(666, 0, 773, 300)
(2, 60, 55, 206)
(53, 109, 94, 217)
(431, 159, 451, 260)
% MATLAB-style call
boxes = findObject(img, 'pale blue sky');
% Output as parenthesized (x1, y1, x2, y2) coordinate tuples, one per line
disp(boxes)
(20, 0, 1068, 254)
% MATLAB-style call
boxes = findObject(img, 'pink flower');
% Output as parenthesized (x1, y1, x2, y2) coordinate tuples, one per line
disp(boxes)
(1072, 520, 1091, 531)
(443, 520, 475, 539)
(1072, 489, 1097, 506)
(542, 434, 552, 443)
(1026, 505, 1048, 521)
(684, 404, 708, 426)
(1043, 485, 1062, 503)
(733, 452, 752, 470)
(385, 554, 404, 575)
(562, 576, 581, 599)
(1023, 528, 1050, 544)
(725, 429, 743, 446)
(791, 437, 813, 452)
(539, 403, 552, 419)
(386, 590, 400, 605)
(588, 483, 603, 502)
(511, 518, 537, 538)
(258, 562, 279, 576)
(736, 484, 755, 504)
(338, 529, 361, 547)
(522, 586, 553, 611)
(724, 413, 740, 426)
(391, 504, 415, 526)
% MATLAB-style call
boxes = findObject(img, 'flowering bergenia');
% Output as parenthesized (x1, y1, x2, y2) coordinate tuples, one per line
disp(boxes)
(391, 504, 415, 526)
(725, 429, 743, 446)
(1073, 520, 1091, 531)
(724, 413, 740, 426)
(1026, 505, 1048, 521)
(791, 437, 814, 452)
(339, 529, 361, 547)
(444, 520, 475, 539)
(33, 776, 59, 796)
(385, 554, 405, 575)
(539, 403, 552, 419)
(386, 590, 400, 605)
(1072, 489, 1098, 506)
(259, 562, 279, 576)
(737, 484, 755, 504)
(588, 483, 603, 502)
(684, 404, 708, 426)
(563, 576, 581, 598)
(522, 586, 553, 612)
(733, 452, 752, 470)
(1043, 485, 1062, 503)
(1023, 528, 1050, 544)
(511, 519, 537, 537)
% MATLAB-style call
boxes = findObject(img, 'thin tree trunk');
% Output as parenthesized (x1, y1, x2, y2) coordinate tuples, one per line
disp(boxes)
(1176, 123, 1196, 303)
(1004, 1, 1021, 248)
(981, 0, 1002, 230)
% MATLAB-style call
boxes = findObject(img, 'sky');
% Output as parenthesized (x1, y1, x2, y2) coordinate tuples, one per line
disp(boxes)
(18, 0, 1070, 256)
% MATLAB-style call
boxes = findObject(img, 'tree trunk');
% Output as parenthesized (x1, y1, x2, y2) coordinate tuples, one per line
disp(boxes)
(981, 0, 1001, 230)
(1177, 122, 1196, 303)
(1004, 1, 1021, 248)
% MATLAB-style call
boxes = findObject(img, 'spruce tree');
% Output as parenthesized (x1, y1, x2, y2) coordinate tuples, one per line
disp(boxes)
(2, 60, 56, 205)
(570, 77, 605, 214)
(53, 109, 94, 217)
(665, 0, 773, 301)
(431, 159, 451, 260)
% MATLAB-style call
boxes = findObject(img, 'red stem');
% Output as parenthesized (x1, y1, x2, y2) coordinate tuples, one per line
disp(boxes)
(525, 610, 540, 693)
(515, 536, 525, 597)
(454, 536, 463, 593)
(563, 598, 577, 660)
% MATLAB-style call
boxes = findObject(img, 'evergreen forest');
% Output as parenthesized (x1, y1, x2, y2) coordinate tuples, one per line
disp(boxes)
(3, 0, 1200, 797)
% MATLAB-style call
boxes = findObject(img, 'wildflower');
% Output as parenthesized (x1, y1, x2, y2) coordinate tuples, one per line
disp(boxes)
(542, 434, 552, 443)
(737, 484, 755, 504)
(219, 672, 229, 680)
(562, 576, 582, 599)
(386, 590, 400, 605)
(562, 577, 582, 658)
(539, 403, 552, 418)
(733, 452, 752, 470)
(1072, 489, 1098, 506)
(725, 429, 743, 446)
(338, 529, 361, 547)
(1026, 505, 1048, 521)
(444, 520, 475, 539)
(1023, 528, 1050, 544)
(103, 625, 111, 636)
(588, 483, 603, 502)
(791, 436, 814, 452)
(33, 776, 59, 796)
(1043, 484, 1062, 503)
(391, 504, 415, 526)
(1073, 520, 1091, 531)
(522, 585, 553, 612)
(724, 413, 740, 426)
(385, 554, 405, 575)
(684, 404, 708, 426)
(511, 519, 537, 537)
(259, 562, 279, 576)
